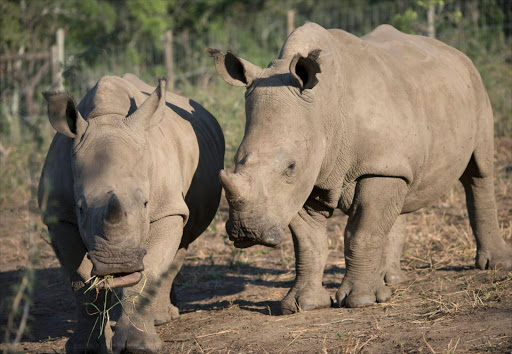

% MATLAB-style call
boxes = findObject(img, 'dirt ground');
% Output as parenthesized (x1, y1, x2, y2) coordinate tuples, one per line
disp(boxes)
(1, 138, 512, 353)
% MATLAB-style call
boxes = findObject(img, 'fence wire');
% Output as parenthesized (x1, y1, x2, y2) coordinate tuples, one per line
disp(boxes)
(1, 0, 511, 140)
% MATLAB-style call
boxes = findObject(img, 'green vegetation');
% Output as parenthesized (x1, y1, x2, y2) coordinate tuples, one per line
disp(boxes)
(1, 0, 510, 172)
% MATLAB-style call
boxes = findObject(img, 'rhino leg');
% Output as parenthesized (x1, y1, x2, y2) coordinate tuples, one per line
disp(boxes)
(280, 208, 331, 314)
(153, 246, 187, 326)
(336, 177, 407, 308)
(47, 222, 108, 353)
(382, 214, 408, 285)
(111, 215, 184, 354)
(461, 154, 512, 270)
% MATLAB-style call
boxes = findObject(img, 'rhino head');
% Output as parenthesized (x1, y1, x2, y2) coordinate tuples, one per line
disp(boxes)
(207, 48, 327, 248)
(43, 78, 167, 286)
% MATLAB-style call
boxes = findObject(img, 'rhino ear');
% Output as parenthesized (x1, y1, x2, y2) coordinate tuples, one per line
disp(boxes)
(206, 48, 261, 87)
(125, 77, 167, 132)
(290, 49, 322, 91)
(42, 91, 87, 139)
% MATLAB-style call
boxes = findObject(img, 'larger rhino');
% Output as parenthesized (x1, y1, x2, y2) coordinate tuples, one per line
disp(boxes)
(38, 74, 224, 352)
(207, 22, 512, 314)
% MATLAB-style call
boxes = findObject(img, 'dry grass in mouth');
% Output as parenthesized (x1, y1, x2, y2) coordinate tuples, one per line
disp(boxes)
(84, 272, 147, 350)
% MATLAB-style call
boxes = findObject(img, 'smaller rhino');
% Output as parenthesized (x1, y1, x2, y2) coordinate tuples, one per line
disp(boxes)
(38, 74, 224, 353)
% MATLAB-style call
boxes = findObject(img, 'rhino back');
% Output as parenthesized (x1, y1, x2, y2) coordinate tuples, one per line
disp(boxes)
(294, 25, 491, 211)
(354, 25, 491, 209)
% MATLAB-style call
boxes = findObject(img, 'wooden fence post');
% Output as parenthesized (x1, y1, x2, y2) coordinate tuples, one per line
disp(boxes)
(164, 30, 174, 91)
(55, 28, 65, 91)
(287, 9, 296, 35)
(50, 45, 58, 89)
(427, 3, 436, 38)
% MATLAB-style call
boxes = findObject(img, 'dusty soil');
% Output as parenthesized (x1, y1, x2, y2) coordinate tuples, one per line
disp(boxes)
(1, 138, 512, 353)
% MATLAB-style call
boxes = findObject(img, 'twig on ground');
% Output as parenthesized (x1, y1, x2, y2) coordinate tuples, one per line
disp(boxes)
(278, 332, 302, 354)
(422, 333, 436, 354)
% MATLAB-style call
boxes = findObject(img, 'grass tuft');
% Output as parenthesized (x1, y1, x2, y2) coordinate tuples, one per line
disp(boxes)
(84, 272, 147, 350)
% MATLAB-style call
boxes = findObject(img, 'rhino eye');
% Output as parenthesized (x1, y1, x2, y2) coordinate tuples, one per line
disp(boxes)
(284, 161, 296, 178)
(143, 200, 148, 208)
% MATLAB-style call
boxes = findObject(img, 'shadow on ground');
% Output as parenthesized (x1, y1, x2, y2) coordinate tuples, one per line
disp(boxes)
(0, 267, 74, 341)
(2, 263, 304, 341)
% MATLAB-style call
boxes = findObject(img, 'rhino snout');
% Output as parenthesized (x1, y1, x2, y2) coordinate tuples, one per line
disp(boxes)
(89, 245, 146, 277)
(226, 218, 284, 248)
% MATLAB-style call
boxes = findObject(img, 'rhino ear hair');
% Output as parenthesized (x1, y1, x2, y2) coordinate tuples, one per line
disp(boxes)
(125, 77, 167, 132)
(290, 49, 322, 91)
(42, 91, 87, 139)
(206, 48, 261, 87)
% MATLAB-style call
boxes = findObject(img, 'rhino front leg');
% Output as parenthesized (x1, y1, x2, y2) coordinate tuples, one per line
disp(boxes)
(47, 222, 107, 353)
(382, 214, 408, 285)
(281, 207, 331, 314)
(336, 177, 407, 308)
(153, 246, 187, 325)
(111, 215, 184, 354)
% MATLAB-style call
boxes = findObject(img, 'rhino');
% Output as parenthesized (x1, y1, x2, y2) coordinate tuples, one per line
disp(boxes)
(207, 22, 512, 314)
(38, 74, 224, 352)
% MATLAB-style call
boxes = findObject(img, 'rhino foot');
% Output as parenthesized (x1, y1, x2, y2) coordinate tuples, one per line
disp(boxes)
(65, 332, 101, 354)
(280, 286, 332, 315)
(384, 267, 408, 285)
(476, 246, 512, 270)
(154, 303, 180, 326)
(65, 316, 104, 354)
(112, 316, 161, 354)
(336, 278, 391, 308)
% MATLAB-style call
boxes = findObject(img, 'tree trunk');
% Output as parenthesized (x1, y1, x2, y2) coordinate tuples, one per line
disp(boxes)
(9, 46, 25, 144)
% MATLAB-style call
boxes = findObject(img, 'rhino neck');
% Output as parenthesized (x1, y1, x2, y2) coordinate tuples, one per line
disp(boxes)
(276, 23, 364, 203)
(308, 29, 364, 197)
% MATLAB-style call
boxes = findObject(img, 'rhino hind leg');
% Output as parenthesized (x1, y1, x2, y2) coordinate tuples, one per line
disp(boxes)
(382, 214, 408, 285)
(280, 208, 332, 315)
(461, 152, 512, 271)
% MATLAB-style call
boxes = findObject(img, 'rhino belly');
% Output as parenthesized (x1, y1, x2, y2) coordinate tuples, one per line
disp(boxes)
(402, 140, 474, 213)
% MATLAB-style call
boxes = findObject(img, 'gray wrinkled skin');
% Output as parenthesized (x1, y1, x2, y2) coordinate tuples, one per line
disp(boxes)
(208, 23, 512, 314)
(38, 74, 224, 353)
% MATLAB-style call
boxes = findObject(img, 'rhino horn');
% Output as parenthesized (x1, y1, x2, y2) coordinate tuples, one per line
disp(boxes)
(125, 77, 167, 132)
(219, 170, 251, 203)
(104, 193, 124, 224)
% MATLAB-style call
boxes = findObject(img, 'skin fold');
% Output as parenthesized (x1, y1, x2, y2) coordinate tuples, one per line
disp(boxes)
(207, 22, 512, 314)
(38, 74, 224, 353)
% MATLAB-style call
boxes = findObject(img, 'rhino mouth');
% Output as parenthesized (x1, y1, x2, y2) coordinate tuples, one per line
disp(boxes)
(233, 239, 258, 249)
(88, 245, 146, 277)
(93, 271, 143, 289)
